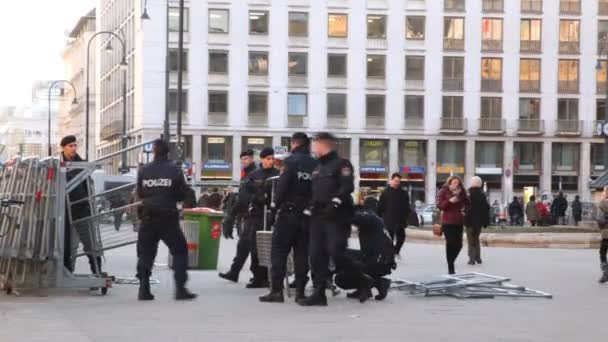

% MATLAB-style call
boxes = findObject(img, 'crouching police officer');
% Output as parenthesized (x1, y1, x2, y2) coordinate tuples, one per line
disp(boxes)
(260, 133, 317, 303)
(299, 133, 373, 307)
(136, 139, 196, 301)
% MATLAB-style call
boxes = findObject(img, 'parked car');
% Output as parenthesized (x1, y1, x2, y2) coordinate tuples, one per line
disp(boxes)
(416, 205, 436, 226)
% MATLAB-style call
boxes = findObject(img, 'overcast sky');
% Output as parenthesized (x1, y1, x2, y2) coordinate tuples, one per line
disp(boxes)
(0, 0, 95, 107)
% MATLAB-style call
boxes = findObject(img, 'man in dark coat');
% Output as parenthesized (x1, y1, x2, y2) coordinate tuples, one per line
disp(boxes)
(571, 195, 582, 226)
(464, 176, 490, 265)
(508, 197, 524, 226)
(551, 192, 568, 225)
(377, 173, 411, 257)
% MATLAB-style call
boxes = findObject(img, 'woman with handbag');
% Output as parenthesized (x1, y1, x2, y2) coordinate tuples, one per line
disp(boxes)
(464, 176, 490, 265)
(436, 176, 470, 275)
(596, 186, 608, 284)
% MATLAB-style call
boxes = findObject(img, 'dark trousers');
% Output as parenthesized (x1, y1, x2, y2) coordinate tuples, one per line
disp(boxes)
(443, 224, 464, 274)
(387, 224, 406, 255)
(310, 218, 362, 287)
(63, 220, 101, 274)
(136, 212, 188, 287)
(270, 211, 309, 290)
(600, 238, 608, 264)
(466, 225, 482, 262)
(334, 249, 391, 290)
(229, 216, 253, 275)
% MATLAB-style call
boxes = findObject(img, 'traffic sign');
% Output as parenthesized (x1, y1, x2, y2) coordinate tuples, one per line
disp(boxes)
(143, 143, 153, 153)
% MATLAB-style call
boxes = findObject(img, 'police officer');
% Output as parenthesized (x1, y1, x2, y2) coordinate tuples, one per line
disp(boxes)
(219, 150, 258, 282)
(136, 139, 196, 301)
(259, 133, 317, 303)
(241, 147, 279, 288)
(298, 133, 373, 306)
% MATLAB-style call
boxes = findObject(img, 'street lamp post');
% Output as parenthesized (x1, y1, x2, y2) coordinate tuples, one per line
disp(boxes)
(48, 80, 77, 156)
(597, 45, 608, 172)
(85, 31, 128, 162)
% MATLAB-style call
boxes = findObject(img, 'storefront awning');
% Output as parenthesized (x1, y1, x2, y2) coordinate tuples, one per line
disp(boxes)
(590, 170, 608, 189)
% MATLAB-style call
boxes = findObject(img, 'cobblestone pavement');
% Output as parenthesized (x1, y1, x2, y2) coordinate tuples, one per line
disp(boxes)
(1, 237, 606, 342)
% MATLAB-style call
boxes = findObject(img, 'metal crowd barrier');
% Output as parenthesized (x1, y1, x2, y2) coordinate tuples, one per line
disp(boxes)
(0, 140, 154, 295)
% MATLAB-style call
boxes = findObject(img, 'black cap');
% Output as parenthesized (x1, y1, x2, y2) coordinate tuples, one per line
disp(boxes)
(313, 132, 336, 142)
(153, 138, 170, 157)
(60, 135, 77, 147)
(259, 147, 275, 159)
(240, 149, 254, 158)
(292, 132, 310, 146)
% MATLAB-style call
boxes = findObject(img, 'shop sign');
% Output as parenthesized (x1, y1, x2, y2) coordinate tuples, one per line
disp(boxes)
(475, 167, 502, 175)
(208, 137, 225, 144)
(400, 166, 426, 174)
(247, 138, 266, 145)
(436, 165, 465, 174)
(363, 140, 385, 147)
(360, 166, 386, 173)
(203, 163, 231, 170)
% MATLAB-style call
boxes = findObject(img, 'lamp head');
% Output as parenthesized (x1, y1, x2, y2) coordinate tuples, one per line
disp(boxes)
(141, 8, 150, 20)
(105, 41, 113, 52)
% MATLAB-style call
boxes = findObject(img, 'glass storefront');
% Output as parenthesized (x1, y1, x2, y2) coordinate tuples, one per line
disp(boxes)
(436, 140, 465, 187)
(242, 136, 273, 160)
(201, 136, 232, 180)
(513, 142, 542, 192)
(552, 143, 579, 191)
(398, 140, 426, 203)
(475, 142, 503, 190)
(591, 143, 605, 176)
(359, 139, 389, 194)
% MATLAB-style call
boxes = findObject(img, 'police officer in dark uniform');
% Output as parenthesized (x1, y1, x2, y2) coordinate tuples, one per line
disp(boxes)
(298, 133, 373, 306)
(259, 133, 317, 303)
(219, 150, 258, 282)
(136, 139, 196, 301)
(240, 147, 279, 288)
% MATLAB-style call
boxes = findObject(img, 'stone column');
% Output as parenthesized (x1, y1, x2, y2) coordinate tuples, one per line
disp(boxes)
(541, 141, 552, 194)
(351, 137, 361, 198)
(192, 135, 202, 196)
(503, 140, 514, 204)
(579, 142, 591, 201)
(426, 139, 437, 204)
(232, 135, 242, 181)
(389, 137, 399, 175)
(464, 140, 476, 188)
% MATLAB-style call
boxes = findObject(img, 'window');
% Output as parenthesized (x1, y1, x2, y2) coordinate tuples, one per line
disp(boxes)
(366, 95, 385, 117)
(405, 95, 424, 119)
(249, 11, 269, 35)
(444, 17, 465, 49)
(248, 92, 267, 115)
(208, 91, 228, 114)
(559, 20, 580, 53)
(552, 143, 579, 172)
(599, 20, 608, 52)
(558, 59, 579, 93)
(367, 55, 385, 78)
(443, 57, 464, 90)
(481, 58, 502, 80)
(442, 96, 463, 118)
(288, 93, 308, 116)
(520, 19, 542, 52)
(328, 14, 348, 37)
(327, 93, 347, 117)
(598, 61, 607, 93)
(597, 99, 606, 121)
(482, 18, 503, 51)
(328, 54, 347, 77)
(289, 12, 308, 37)
(209, 9, 229, 33)
(248, 52, 269, 75)
(288, 52, 308, 76)
(445, 0, 466, 11)
(481, 97, 502, 118)
(168, 90, 188, 113)
(521, 0, 543, 13)
(209, 51, 228, 74)
(168, 49, 188, 72)
(406, 16, 425, 40)
(405, 56, 425, 81)
(483, 0, 503, 12)
(367, 15, 386, 39)
(168, 7, 189, 32)
(519, 98, 541, 119)
(519, 58, 541, 92)
(558, 99, 578, 120)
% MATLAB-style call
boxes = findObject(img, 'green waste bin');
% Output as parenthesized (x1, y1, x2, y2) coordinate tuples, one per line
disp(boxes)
(180, 209, 223, 270)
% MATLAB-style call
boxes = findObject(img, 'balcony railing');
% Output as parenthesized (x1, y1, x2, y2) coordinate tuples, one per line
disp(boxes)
(600, 2, 608, 15)
(559, 41, 579, 54)
(482, 39, 503, 52)
(443, 38, 465, 51)
(287, 115, 309, 128)
(444, 0, 466, 12)
(481, 79, 502, 92)
(521, 0, 542, 13)
(598, 81, 607, 94)
(560, 1, 581, 14)
(558, 80, 579, 93)
(248, 114, 268, 127)
(517, 119, 544, 134)
(208, 113, 227, 126)
(327, 116, 347, 128)
(520, 79, 541, 93)
(443, 78, 464, 91)
(594, 120, 605, 136)
(404, 117, 425, 129)
(483, 0, 503, 12)
(598, 41, 608, 54)
(520, 40, 541, 53)
(440, 117, 466, 132)
(478, 118, 504, 133)
(555, 119, 581, 135)
(366, 116, 385, 128)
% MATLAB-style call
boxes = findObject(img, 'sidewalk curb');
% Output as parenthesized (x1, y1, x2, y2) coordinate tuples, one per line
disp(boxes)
(406, 228, 602, 249)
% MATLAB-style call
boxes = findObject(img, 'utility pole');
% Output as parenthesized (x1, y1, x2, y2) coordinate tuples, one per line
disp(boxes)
(176, 0, 185, 166)
(163, 0, 170, 143)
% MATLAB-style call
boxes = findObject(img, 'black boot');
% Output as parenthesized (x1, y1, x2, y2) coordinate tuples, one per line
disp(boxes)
(298, 284, 327, 306)
(138, 277, 154, 301)
(295, 278, 308, 302)
(467, 259, 475, 265)
(357, 274, 374, 303)
(259, 288, 284, 303)
(346, 290, 360, 299)
(175, 286, 197, 301)
(246, 276, 269, 289)
(218, 271, 239, 283)
(374, 278, 391, 301)
(599, 263, 608, 284)
(448, 263, 456, 275)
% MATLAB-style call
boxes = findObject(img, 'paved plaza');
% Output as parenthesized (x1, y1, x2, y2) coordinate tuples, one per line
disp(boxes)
(0, 238, 606, 342)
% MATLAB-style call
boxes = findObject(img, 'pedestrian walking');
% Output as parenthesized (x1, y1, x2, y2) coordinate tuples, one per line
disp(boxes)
(135, 139, 196, 301)
(508, 197, 524, 226)
(595, 186, 608, 284)
(526, 195, 540, 226)
(436, 175, 470, 275)
(464, 176, 490, 265)
(551, 192, 568, 225)
(571, 195, 582, 226)
(377, 173, 411, 258)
